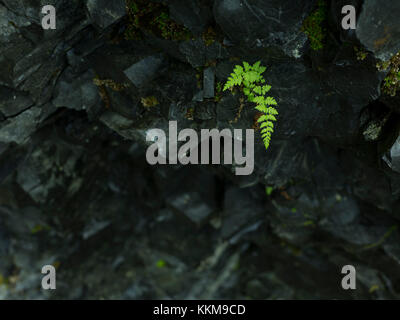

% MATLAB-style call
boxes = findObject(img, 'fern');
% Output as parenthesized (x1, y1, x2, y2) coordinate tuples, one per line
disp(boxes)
(223, 61, 278, 150)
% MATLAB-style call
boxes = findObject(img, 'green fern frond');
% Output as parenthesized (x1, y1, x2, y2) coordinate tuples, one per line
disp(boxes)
(253, 61, 261, 70)
(253, 96, 265, 105)
(262, 85, 271, 93)
(253, 86, 262, 95)
(260, 122, 273, 129)
(265, 97, 277, 105)
(266, 115, 277, 122)
(261, 126, 274, 133)
(266, 107, 278, 115)
(243, 61, 251, 72)
(223, 61, 278, 151)
(255, 105, 267, 113)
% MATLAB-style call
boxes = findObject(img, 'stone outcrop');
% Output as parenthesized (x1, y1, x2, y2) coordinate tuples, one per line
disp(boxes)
(1, 0, 400, 299)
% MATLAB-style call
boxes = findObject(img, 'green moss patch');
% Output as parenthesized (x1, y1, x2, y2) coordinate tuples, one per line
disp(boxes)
(301, 0, 328, 51)
(125, 0, 192, 41)
(377, 51, 400, 96)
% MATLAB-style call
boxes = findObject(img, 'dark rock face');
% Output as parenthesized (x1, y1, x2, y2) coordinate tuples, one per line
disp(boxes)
(213, 0, 313, 58)
(124, 54, 166, 88)
(1, 0, 400, 300)
(356, 0, 400, 61)
(168, 0, 213, 36)
(86, 0, 126, 30)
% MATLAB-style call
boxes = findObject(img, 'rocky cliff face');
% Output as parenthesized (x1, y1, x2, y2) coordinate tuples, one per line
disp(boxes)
(1, 0, 400, 299)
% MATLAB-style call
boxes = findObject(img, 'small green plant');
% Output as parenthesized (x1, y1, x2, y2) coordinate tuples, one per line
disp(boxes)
(301, 0, 327, 51)
(223, 61, 278, 151)
(141, 96, 159, 108)
(383, 71, 400, 96)
(265, 186, 274, 196)
(125, 0, 191, 41)
(202, 26, 217, 46)
(378, 51, 400, 96)
(303, 220, 315, 227)
(216, 82, 222, 93)
(215, 82, 223, 102)
(156, 259, 166, 268)
(354, 46, 368, 61)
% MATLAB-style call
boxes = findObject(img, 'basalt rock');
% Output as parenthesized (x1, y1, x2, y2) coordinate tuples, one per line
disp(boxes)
(356, 0, 400, 61)
(1, 0, 400, 300)
(213, 0, 313, 59)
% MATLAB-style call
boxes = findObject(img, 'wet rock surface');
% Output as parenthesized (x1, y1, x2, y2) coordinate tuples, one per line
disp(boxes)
(0, 0, 400, 299)
(356, 0, 400, 61)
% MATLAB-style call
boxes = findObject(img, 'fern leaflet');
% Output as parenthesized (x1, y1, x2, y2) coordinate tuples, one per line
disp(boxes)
(223, 61, 278, 151)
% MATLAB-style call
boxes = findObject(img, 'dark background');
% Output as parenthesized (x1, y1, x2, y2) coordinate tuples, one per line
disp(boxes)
(0, 0, 400, 299)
